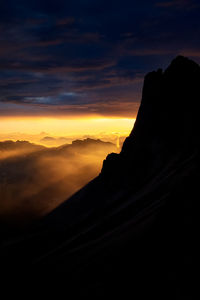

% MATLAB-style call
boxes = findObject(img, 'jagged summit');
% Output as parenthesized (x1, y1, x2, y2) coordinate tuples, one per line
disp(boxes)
(116, 56, 200, 156)
(132, 55, 200, 135)
(166, 55, 200, 74)
(101, 56, 200, 183)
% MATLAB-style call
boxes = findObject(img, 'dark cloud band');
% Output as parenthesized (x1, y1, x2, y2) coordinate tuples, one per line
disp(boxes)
(0, 0, 200, 117)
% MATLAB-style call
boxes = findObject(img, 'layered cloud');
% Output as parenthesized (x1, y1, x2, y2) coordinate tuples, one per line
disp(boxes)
(0, 0, 200, 117)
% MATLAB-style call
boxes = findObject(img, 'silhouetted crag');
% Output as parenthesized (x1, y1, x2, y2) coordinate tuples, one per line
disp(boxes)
(0, 56, 198, 299)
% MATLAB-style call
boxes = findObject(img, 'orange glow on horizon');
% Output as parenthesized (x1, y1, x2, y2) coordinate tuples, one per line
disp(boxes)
(0, 116, 135, 143)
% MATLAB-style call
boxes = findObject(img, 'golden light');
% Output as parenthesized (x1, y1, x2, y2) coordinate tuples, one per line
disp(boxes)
(0, 116, 135, 143)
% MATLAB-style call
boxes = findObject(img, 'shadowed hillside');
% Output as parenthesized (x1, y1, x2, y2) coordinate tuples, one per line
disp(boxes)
(0, 56, 198, 299)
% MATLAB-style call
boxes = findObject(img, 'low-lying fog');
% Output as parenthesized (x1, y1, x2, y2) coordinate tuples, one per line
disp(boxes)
(0, 138, 123, 224)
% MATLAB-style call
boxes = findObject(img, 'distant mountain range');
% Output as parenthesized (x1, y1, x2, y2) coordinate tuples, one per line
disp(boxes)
(40, 136, 70, 146)
(0, 56, 197, 299)
(0, 138, 117, 223)
(0, 139, 45, 152)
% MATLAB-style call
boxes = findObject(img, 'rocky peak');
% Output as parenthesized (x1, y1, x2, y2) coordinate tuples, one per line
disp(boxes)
(123, 56, 200, 150)
(102, 56, 200, 179)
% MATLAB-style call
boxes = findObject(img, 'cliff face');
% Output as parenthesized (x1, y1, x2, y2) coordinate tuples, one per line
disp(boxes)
(102, 55, 200, 187)
(131, 56, 200, 143)
(1, 56, 198, 299)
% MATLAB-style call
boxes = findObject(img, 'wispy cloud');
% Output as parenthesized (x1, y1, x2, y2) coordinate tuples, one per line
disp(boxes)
(0, 0, 200, 117)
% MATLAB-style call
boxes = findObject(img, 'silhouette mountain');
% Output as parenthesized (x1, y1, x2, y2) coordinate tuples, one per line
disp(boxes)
(1, 56, 197, 299)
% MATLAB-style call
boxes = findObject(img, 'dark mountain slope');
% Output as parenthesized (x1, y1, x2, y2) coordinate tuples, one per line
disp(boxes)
(0, 56, 198, 299)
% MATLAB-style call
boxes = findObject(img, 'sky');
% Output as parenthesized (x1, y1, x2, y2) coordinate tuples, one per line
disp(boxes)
(0, 0, 200, 138)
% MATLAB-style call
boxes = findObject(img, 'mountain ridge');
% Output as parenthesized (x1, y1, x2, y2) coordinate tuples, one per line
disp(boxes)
(0, 56, 198, 299)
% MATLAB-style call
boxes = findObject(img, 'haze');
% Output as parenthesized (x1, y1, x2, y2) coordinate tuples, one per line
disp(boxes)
(0, 138, 124, 225)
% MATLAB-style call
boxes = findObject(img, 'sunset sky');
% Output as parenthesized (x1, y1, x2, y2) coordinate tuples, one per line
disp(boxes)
(1, 0, 200, 139)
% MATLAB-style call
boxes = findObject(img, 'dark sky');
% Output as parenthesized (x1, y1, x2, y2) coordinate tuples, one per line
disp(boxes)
(0, 0, 200, 118)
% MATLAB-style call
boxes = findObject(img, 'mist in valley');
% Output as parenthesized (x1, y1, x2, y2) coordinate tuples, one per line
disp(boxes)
(0, 139, 118, 225)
